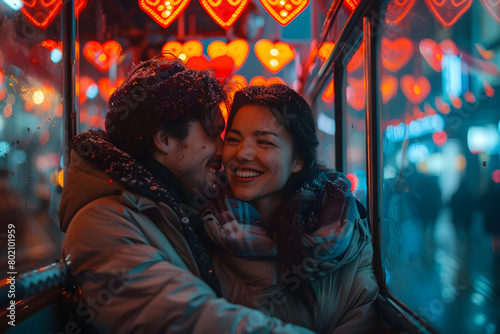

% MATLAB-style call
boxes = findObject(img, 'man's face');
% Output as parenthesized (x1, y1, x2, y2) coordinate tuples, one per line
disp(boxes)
(167, 111, 225, 195)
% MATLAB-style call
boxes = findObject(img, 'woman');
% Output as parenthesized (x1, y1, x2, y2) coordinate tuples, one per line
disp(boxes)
(203, 84, 379, 333)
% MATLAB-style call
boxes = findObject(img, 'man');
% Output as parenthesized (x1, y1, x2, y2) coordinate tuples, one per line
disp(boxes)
(59, 56, 316, 333)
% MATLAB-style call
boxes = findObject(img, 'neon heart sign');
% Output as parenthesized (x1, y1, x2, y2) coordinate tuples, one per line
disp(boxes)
(254, 40, 295, 74)
(200, 0, 249, 29)
(259, 0, 309, 26)
(139, 0, 191, 28)
(480, 0, 500, 25)
(400, 75, 431, 105)
(21, 0, 87, 30)
(419, 38, 459, 72)
(83, 41, 122, 72)
(207, 40, 249, 69)
(381, 37, 414, 72)
(424, 0, 472, 28)
(385, 0, 415, 25)
(162, 40, 203, 62)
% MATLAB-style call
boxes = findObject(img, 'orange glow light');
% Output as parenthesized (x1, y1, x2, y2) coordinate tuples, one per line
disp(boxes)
(139, 0, 191, 28)
(321, 80, 334, 104)
(255, 40, 295, 74)
(424, 0, 472, 29)
(249, 76, 285, 86)
(200, 0, 249, 29)
(381, 75, 398, 103)
(401, 75, 431, 105)
(83, 41, 122, 72)
(162, 41, 203, 63)
(208, 40, 249, 69)
(58, 169, 64, 187)
(318, 42, 334, 62)
(259, 0, 309, 26)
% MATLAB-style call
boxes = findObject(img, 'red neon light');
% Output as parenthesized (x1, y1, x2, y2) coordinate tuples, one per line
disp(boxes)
(385, 0, 415, 25)
(424, 0, 472, 28)
(207, 40, 249, 69)
(344, 0, 359, 12)
(21, 0, 87, 30)
(83, 41, 122, 72)
(259, 0, 309, 26)
(187, 56, 235, 81)
(200, 0, 249, 29)
(139, 0, 191, 28)
(254, 40, 295, 74)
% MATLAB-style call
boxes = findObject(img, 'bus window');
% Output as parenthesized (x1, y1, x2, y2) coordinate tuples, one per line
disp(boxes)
(378, 1, 500, 332)
(0, 4, 65, 274)
(344, 39, 367, 208)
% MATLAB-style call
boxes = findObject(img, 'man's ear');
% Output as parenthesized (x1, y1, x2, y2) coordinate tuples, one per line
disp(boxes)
(153, 130, 171, 155)
(292, 155, 303, 173)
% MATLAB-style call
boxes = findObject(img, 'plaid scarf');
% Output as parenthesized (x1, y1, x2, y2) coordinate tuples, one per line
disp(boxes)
(203, 171, 358, 276)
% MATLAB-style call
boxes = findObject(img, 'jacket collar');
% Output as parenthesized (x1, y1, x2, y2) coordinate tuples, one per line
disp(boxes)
(69, 129, 187, 214)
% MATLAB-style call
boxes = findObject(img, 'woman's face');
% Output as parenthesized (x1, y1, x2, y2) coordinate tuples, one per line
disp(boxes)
(222, 104, 302, 217)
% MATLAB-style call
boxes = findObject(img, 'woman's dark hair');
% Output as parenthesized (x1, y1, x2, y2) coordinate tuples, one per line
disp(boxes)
(227, 84, 324, 290)
(105, 54, 229, 161)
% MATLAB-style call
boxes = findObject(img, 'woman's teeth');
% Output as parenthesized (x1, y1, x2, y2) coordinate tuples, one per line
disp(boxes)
(236, 170, 261, 178)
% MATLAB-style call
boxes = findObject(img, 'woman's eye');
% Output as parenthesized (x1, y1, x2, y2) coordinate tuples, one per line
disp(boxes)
(258, 140, 274, 146)
(225, 137, 239, 143)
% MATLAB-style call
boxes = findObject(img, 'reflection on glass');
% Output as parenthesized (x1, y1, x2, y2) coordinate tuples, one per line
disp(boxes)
(315, 76, 335, 169)
(344, 40, 367, 208)
(379, 1, 500, 332)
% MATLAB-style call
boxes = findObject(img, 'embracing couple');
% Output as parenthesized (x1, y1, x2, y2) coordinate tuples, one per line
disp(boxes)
(59, 55, 378, 334)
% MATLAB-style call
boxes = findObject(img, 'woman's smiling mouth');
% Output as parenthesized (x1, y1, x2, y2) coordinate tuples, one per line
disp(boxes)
(234, 168, 263, 178)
